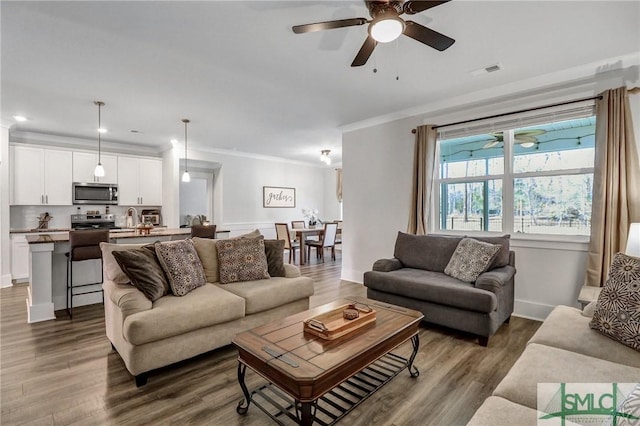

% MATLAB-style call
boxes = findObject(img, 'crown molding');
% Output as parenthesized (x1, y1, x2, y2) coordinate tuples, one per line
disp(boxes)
(9, 130, 162, 157)
(340, 53, 640, 133)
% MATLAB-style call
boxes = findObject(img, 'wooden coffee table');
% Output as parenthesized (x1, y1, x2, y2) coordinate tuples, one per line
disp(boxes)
(232, 297, 423, 425)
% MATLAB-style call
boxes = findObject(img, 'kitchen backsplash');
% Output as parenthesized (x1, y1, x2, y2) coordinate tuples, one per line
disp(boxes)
(10, 205, 160, 230)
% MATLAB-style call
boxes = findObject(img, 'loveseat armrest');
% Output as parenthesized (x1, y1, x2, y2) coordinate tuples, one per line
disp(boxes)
(103, 280, 152, 318)
(372, 258, 403, 272)
(284, 263, 302, 278)
(475, 265, 516, 293)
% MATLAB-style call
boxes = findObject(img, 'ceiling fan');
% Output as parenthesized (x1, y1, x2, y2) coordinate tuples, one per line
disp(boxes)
(292, 0, 455, 67)
(483, 130, 547, 149)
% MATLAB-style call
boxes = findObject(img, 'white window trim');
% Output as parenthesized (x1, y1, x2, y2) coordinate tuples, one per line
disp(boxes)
(432, 125, 595, 242)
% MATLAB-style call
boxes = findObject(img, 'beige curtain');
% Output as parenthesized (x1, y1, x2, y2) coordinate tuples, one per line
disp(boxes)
(336, 168, 343, 203)
(585, 87, 640, 287)
(407, 125, 438, 235)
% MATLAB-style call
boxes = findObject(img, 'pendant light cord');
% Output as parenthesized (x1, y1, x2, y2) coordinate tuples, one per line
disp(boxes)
(184, 120, 188, 172)
(97, 103, 102, 164)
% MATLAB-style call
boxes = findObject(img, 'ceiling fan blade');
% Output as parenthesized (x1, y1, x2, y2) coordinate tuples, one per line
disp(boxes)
(403, 0, 451, 15)
(403, 21, 455, 51)
(292, 18, 368, 34)
(351, 36, 377, 67)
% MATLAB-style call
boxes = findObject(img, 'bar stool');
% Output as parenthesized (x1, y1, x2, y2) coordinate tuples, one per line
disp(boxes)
(66, 230, 109, 319)
(190, 224, 217, 239)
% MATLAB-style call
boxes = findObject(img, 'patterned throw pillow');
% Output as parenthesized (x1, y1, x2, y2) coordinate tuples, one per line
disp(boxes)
(444, 238, 502, 283)
(590, 253, 640, 351)
(216, 236, 270, 284)
(154, 239, 207, 296)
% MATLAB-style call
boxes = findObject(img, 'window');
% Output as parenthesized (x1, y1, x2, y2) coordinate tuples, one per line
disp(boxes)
(436, 114, 595, 236)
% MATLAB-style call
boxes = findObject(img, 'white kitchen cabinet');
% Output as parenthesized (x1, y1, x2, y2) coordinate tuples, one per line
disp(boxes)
(72, 152, 118, 183)
(10, 233, 30, 282)
(12, 146, 72, 205)
(117, 156, 162, 206)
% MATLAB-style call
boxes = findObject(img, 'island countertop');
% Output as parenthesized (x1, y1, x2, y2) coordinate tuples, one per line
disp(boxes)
(25, 228, 229, 244)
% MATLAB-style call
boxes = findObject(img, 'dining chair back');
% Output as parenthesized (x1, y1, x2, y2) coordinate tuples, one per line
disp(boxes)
(191, 224, 217, 239)
(275, 223, 300, 263)
(291, 221, 306, 229)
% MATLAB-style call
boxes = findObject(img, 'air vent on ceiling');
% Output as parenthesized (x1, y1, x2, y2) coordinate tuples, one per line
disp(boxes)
(470, 63, 503, 76)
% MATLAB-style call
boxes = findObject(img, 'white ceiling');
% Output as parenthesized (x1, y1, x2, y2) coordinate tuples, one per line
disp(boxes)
(2, 1, 639, 165)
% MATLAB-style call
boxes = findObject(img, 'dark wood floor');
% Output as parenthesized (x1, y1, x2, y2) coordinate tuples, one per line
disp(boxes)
(1, 252, 540, 425)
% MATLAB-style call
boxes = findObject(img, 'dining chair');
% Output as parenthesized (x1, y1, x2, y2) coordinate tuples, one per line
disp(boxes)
(334, 220, 343, 245)
(306, 222, 338, 263)
(275, 223, 300, 263)
(191, 224, 217, 239)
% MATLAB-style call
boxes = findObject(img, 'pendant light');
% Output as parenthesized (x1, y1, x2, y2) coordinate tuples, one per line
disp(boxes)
(94, 101, 105, 177)
(320, 149, 331, 165)
(182, 119, 191, 183)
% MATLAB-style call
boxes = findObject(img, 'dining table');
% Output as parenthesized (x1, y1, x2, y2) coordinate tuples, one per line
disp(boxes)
(291, 226, 341, 265)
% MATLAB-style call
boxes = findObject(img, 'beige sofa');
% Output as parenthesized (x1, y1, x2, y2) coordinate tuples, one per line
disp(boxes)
(468, 305, 640, 425)
(101, 240, 315, 386)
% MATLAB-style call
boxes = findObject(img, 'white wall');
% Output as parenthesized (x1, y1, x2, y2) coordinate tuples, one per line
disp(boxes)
(168, 148, 340, 238)
(1, 125, 11, 288)
(342, 70, 640, 320)
(323, 167, 342, 222)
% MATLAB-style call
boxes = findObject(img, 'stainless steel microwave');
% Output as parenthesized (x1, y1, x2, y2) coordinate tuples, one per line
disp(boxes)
(72, 182, 119, 205)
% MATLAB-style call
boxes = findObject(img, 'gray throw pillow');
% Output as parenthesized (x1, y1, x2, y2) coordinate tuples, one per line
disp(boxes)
(590, 253, 640, 351)
(216, 236, 270, 284)
(111, 244, 170, 302)
(264, 239, 286, 277)
(154, 239, 207, 296)
(444, 238, 502, 283)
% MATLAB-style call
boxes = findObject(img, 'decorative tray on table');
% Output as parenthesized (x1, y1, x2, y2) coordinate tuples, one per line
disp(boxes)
(303, 302, 376, 340)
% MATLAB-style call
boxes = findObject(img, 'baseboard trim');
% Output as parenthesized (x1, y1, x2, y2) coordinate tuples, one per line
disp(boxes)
(513, 299, 555, 321)
(1, 273, 12, 288)
(341, 269, 364, 284)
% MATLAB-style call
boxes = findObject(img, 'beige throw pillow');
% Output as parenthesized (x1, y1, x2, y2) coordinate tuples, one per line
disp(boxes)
(216, 236, 270, 284)
(444, 238, 501, 283)
(192, 237, 221, 283)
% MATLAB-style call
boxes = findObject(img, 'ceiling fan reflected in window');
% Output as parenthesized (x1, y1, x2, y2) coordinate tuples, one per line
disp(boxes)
(292, 0, 455, 67)
(482, 130, 547, 149)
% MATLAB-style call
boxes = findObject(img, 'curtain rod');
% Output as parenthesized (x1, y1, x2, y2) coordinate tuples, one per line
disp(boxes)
(411, 86, 640, 133)
(410, 94, 603, 134)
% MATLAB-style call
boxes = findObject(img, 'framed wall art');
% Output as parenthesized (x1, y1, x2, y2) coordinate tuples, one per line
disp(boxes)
(263, 186, 296, 208)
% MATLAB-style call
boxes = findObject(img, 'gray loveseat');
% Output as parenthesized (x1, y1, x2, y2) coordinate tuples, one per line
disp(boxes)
(364, 232, 515, 346)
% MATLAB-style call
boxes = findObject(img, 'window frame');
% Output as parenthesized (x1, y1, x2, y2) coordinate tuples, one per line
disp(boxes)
(433, 118, 595, 239)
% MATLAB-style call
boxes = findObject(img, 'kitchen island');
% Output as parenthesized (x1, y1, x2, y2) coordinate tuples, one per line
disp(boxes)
(25, 228, 229, 323)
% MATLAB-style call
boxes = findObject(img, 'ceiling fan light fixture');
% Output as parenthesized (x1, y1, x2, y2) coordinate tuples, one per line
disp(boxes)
(520, 142, 535, 148)
(369, 15, 405, 43)
(320, 149, 331, 165)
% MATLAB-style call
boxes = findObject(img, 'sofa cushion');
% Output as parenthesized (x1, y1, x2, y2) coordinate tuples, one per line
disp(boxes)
(264, 239, 286, 277)
(155, 239, 207, 296)
(192, 237, 221, 283)
(444, 238, 501, 283)
(364, 268, 497, 313)
(529, 305, 640, 368)
(217, 276, 314, 314)
(216, 236, 270, 284)
(590, 252, 640, 351)
(467, 396, 544, 426)
(394, 232, 462, 272)
(100, 242, 146, 284)
(493, 343, 640, 409)
(112, 245, 170, 301)
(123, 283, 246, 345)
(472, 235, 511, 269)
